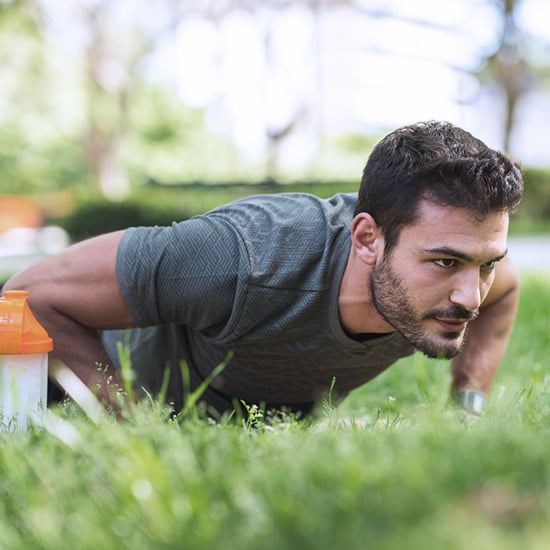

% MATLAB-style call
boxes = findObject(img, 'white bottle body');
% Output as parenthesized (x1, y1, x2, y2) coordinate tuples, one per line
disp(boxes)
(0, 353, 48, 430)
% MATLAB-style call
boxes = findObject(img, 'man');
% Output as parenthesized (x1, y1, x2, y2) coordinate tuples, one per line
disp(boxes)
(4, 121, 523, 418)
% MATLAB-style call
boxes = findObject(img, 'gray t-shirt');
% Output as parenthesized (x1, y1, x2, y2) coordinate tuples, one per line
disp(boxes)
(104, 193, 414, 414)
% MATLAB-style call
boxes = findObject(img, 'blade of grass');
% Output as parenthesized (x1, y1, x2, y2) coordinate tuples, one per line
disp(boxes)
(176, 352, 233, 421)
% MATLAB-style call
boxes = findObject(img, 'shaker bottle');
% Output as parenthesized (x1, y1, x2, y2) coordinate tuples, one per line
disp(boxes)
(0, 290, 53, 430)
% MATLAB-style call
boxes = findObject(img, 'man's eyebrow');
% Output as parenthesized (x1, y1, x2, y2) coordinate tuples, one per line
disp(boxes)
(423, 247, 508, 263)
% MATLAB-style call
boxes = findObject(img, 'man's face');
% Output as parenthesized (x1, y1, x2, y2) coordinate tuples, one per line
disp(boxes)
(370, 200, 509, 359)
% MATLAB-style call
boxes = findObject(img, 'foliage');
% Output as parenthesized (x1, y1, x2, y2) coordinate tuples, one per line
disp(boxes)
(0, 2, 549, 232)
(123, 85, 251, 184)
(0, 274, 550, 549)
(56, 195, 191, 243)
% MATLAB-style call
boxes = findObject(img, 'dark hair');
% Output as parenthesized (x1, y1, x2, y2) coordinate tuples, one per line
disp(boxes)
(354, 121, 524, 254)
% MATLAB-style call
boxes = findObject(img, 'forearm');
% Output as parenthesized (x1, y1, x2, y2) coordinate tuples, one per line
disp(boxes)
(45, 309, 127, 406)
(3, 230, 134, 408)
(451, 284, 519, 394)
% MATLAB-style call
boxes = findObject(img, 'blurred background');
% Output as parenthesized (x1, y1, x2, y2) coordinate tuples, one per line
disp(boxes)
(0, 0, 549, 274)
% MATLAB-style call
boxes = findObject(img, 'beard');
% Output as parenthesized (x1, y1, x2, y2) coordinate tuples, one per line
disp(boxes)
(370, 257, 477, 360)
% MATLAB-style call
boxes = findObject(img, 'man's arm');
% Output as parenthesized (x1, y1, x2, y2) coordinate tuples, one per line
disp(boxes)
(450, 256, 520, 406)
(3, 230, 136, 407)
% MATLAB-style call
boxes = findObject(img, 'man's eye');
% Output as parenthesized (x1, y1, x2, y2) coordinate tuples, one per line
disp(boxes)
(482, 260, 497, 270)
(434, 258, 456, 268)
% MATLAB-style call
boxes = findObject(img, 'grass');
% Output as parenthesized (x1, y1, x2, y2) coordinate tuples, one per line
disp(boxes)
(1, 272, 550, 549)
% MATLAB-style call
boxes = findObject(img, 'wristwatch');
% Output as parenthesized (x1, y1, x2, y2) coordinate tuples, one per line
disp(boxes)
(452, 389, 487, 416)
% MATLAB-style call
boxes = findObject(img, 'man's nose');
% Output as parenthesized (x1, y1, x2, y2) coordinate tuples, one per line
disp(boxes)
(449, 269, 482, 313)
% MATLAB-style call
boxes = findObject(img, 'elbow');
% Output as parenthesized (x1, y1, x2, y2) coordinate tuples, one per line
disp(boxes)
(3, 268, 36, 294)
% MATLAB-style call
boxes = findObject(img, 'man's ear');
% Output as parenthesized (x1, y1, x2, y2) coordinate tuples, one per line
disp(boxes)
(351, 213, 384, 265)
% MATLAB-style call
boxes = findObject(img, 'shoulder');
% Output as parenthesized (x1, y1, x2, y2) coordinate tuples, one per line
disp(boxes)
(204, 193, 355, 285)
(206, 192, 357, 234)
(207, 193, 356, 255)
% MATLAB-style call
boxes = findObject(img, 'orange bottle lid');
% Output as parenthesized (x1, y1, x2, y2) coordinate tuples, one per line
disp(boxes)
(0, 290, 53, 354)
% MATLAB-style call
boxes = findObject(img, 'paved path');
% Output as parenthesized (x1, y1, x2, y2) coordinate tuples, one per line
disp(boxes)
(508, 236, 550, 271)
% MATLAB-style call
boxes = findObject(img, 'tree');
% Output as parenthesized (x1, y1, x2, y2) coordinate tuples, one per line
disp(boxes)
(483, 0, 531, 153)
(80, 1, 147, 198)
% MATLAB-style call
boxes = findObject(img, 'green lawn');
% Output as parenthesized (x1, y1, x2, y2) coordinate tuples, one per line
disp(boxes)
(1, 272, 550, 550)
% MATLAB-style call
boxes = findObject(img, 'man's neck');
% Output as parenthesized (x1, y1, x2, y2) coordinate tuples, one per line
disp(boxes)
(338, 250, 395, 336)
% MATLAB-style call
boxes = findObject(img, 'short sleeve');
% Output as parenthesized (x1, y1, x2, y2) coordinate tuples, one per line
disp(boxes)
(116, 216, 248, 333)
